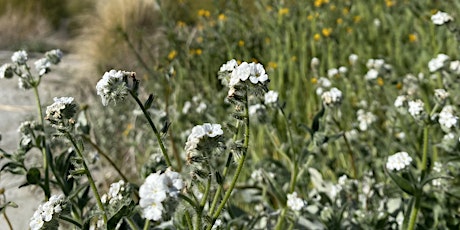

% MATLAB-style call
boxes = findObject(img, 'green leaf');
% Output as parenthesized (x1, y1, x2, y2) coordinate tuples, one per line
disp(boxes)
(387, 170, 415, 196)
(144, 94, 154, 109)
(311, 105, 325, 135)
(26, 167, 41, 185)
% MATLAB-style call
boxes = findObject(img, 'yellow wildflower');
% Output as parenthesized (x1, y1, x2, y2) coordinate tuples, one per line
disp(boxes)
(268, 61, 278, 69)
(408, 33, 417, 43)
(291, 56, 297, 62)
(337, 18, 343, 24)
(195, 49, 202, 55)
(311, 77, 318, 84)
(314, 33, 321, 41)
(377, 77, 384, 86)
(385, 0, 395, 7)
(198, 9, 211, 18)
(123, 123, 133, 137)
(218, 14, 226, 21)
(396, 82, 402, 90)
(196, 36, 204, 43)
(168, 50, 177, 60)
(353, 15, 361, 23)
(322, 28, 332, 37)
(307, 14, 314, 21)
(265, 37, 271, 44)
(278, 8, 289, 16)
(342, 8, 349, 15)
(177, 21, 186, 28)
(238, 40, 245, 47)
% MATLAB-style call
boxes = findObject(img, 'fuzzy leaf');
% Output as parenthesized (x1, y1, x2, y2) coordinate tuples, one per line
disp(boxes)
(387, 171, 415, 196)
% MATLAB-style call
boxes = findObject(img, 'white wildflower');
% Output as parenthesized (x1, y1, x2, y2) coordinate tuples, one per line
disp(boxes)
(287, 192, 305, 211)
(434, 89, 449, 102)
(34, 58, 51, 76)
(45, 49, 63, 64)
(394, 95, 406, 108)
(321, 87, 342, 107)
(349, 54, 358, 65)
(357, 109, 376, 131)
(219, 59, 238, 72)
(433, 162, 442, 173)
(212, 219, 222, 230)
(438, 105, 457, 128)
(182, 101, 192, 114)
(96, 69, 129, 106)
(11, 50, 28, 65)
(386, 152, 412, 171)
(249, 104, 265, 116)
(196, 102, 207, 113)
(338, 66, 347, 74)
(229, 62, 250, 86)
(185, 123, 223, 151)
(431, 11, 453, 25)
(365, 69, 379, 80)
(264, 90, 279, 104)
(428, 54, 449, 72)
(407, 99, 424, 118)
(327, 68, 339, 78)
(450, 60, 460, 74)
(248, 63, 268, 84)
(29, 194, 65, 230)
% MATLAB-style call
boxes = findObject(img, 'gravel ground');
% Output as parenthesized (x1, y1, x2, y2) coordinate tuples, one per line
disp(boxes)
(0, 51, 85, 229)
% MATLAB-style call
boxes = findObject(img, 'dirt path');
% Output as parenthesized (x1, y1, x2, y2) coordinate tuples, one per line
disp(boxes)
(0, 51, 85, 229)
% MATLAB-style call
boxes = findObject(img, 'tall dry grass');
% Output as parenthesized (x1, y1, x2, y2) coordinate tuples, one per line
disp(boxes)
(74, 0, 166, 81)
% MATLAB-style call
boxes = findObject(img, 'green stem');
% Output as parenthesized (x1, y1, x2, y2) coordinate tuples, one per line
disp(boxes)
(129, 91, 172, 167)
(421, 126, 429, 175)
(66, 133, 107, 224)
(274, 209, 287, 230)
(207, 91, 250, 230)
(125, 217, 139, 230)
(185, 211, 193, 230)
(60, 215, 83, 228)
(82, 135, 129, 182)
(407, 195, 421, 230)
(32, 86, 50, 200)
(208, 121, 240, 216)
(143, 220, 150, 230)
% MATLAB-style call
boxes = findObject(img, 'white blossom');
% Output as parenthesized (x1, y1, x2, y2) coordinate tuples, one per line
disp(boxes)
(287, 192, 305, 211)
(96, 69, 129, 106)
(327, 68, 339, 78)
(29, 194, 65, 230)
(311, 57, 320, 69)
(365, 69, 379, 80)
(434, 89, 449, 102)
(408, 99, 424, 118)
(34, 58, 51, 76)
(219, 59, 238, 72)
(428, 54, 449, 72)
(11, 50, 28, 65)
(357, 109, 376, 131)
(438, 105, 457, 128)
(431, 11, 453, 25)
(248, 63, 269, 84)
(450, 60, 460, 74)
(321, 87, 342, 107)
(264, 90, 278, 104)
(349, 54, 358, 65)
(394, 95, 406, 108)
(386, 152, 412, 171)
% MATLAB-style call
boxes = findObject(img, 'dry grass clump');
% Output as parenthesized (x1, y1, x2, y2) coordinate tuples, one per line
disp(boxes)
(0, 4, 52, 50)
(74, 0, 166, 81)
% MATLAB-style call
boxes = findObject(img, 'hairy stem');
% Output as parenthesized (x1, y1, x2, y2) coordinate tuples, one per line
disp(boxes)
(33, 86, 50, 200)
(129, 91, 172, 167)
(207, 91, 250, 230)
(66, 133, 107, 224)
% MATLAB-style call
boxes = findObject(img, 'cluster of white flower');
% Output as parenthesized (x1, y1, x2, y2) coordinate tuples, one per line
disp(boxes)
(407, 99, 425, 118)
(101, 180, 128, 205)
(185, 123, 223, 152)
(229, 62, 268, 87)
(434, 89, 449, 102)
(365, 58, 390, 80)
(386, 152, 412, 171)
(11, 50, 28, 65)
(357, 109, 376, 131)
(428, 54, 449, 72)
(327, 67, 347, 78)
(96, 69, 130, 106)
(45, 97, 77, 119)
(219, 59, 238, 73)
(321, 87, 342, 107)
(29, 194, 66, 230)
(139, 169, 184, 221)
(286, 192, 305, 211)
(438, 105, 458, 129)
(264, 90, 278, 104)
(45, 49, 64, 65)
(315, 77, 332, 95)
(394, 95, 406, 108)
(431, 11, 453, 25)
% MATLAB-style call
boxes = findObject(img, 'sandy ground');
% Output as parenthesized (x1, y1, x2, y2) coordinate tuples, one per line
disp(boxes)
(0, 51, 85, 229)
